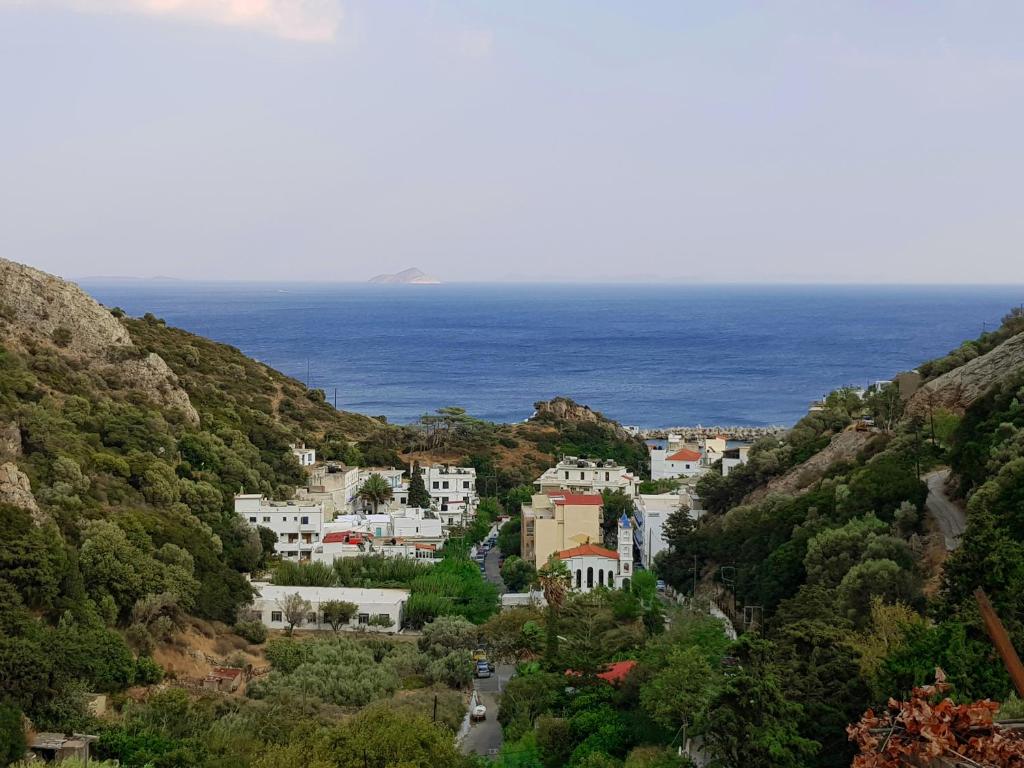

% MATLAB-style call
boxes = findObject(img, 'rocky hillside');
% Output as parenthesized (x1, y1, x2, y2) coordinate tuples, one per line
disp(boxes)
(905, 329, 1024, 417)
(0, 258, 199, 424)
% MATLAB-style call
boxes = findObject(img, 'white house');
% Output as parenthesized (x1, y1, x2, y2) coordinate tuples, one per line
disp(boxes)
(235, 494, 324, 561)
(649, 445, 705, 480)
(534, 457, 639, 497)
(634, 491, 704, 568)
(558, 513, 634, 592)
(290, 443, 316, 467)
(249, 582, 409, 632)
(419, 464, 478, 524)
(721, 445, 751, 477)
(391, 507, 444, 543)
(298, 464, 361, 517)
(356, 468, 409, 511)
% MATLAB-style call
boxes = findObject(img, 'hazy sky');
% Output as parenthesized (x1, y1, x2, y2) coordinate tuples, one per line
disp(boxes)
(2, 2, 1023, 283)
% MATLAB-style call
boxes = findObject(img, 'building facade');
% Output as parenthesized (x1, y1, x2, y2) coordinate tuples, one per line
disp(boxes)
(558, 514, 634, 592)
(250, 583, 409, 632)
(235, 494, 324, 560)
(521, 491, 603, 567)
(419, 464, 478, 525)
(290, 443, 317, 467)
(534, 457, 639, 497)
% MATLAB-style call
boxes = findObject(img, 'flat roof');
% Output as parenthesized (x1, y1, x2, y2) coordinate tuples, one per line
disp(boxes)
(252, 582, 410, 603)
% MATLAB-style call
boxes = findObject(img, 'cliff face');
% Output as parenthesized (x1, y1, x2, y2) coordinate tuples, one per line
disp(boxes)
(905, 331, 1024, 417)
(0, 257, 199, 425)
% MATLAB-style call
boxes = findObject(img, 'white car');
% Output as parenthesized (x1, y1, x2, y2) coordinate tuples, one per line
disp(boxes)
(471, 704, 487, 722)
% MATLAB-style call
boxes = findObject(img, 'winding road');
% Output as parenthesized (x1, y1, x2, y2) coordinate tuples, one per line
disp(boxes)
(925, 468, 967, 551)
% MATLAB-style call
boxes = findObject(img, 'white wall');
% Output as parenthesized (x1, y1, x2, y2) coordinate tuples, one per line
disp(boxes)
(251, 583, 408, 632)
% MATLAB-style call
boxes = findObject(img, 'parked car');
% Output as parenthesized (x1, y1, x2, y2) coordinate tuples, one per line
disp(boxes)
(475, 661, 492, 679)
(471, 704, 487, 722)
(656, 579, 666, 592)
(472, 648, 488, 662)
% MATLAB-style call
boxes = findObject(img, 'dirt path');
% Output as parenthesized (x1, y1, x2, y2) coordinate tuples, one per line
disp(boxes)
(925, 468, 966, 551)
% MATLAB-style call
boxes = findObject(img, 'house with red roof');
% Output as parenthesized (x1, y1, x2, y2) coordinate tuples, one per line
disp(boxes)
(649, 443, 707, 480)
(565, 659, 638, 686)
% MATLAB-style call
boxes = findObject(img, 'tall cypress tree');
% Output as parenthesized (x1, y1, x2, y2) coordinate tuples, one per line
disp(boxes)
(407, 461, 432, 509)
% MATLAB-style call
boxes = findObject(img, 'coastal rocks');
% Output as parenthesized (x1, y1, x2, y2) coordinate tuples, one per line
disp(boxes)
(531, 397, 635, 441)
(905, 331, 1024, 417)
(0, 257, 199, 425)
(0, 461, 46, 524)
(745, 429, 873, 504)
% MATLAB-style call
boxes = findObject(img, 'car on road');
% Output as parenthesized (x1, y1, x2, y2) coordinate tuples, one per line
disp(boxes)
(475, 661, 492, 679)
(471, 704, 487, 722)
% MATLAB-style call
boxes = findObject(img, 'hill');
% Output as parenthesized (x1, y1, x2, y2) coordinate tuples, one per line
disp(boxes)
(656, 307, 1024, 767)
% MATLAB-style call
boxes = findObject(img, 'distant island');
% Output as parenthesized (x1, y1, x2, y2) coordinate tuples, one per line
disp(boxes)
(368, 267, 441, 285)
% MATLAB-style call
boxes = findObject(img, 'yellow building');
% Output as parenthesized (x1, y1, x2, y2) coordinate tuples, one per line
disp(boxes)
(521, 491, 603, 568)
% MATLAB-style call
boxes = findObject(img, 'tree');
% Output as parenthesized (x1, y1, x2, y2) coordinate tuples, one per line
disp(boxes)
(501, 556, 537, 592)
(537, 555, 571, 666)
(0, 703, 25, 767)
(418, 615, 479, 656)
(702, 637, 820, 768)
(640, 645, 717, 731)
(321, 600, 358, 633)
(601, 489, 634, 537)
(278, 593, 311, 635)
(407, 462, 432, 509)
(358, 473, 393, 513)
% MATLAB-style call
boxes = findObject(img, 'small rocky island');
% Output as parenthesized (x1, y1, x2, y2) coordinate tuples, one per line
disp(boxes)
(368, 267, 441, 284)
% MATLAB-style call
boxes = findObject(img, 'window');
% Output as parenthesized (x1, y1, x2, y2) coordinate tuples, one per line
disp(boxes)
(400, 496, 407, 504)
(262, 516, 271, 523)
(358, 614, 369, 625)
(580, 472, 585, 480)
(442, 481, 450, 489)
(249, 516, 257, 523)
(576, 569, 582, 588)
(463, 481, 470, 489)
(564, 471, 569, 479)
(605, 472, 610, 481)
(271, 611, 282, 622)
(587, 567, 594, 588)
(432, 481, 439, 489)
(300, 516, 309, 525)
(599, 570, 605, 586)
(307, 612, 317, 624)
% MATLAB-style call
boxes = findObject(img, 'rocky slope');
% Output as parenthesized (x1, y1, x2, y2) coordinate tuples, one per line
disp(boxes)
(905, 330, 1024, 417)
(0, 257, 199, 424)
(530, 396, 636, 442)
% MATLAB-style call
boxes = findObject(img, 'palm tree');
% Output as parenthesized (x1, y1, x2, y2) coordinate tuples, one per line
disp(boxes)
(537, 555, 571, 666)
(358, 472, 394, 513)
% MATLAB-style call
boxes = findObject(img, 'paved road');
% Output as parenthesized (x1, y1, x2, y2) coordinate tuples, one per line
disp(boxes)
(484, 544, 506, 594)
(925, 468, 967, 551)
(461, 663, 515, 757)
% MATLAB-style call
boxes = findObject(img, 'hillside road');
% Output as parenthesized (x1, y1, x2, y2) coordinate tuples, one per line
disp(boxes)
(925, 468, 966, 551)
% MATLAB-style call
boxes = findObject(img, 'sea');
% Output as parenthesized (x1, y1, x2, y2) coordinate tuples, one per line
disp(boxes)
(78, 281, 1024, 429)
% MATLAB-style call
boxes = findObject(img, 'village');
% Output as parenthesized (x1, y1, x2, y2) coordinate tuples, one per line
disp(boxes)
(233, 433, 754, 638)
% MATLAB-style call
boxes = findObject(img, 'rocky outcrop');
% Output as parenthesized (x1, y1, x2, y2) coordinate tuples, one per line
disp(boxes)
(745, 429, 873, 504)
(0, 422, 20, 461)
(531, 397, 635, 441)
(0, 462, 46, 524)
(0, 258, 199, 424)
(905, 331, 1024, 417)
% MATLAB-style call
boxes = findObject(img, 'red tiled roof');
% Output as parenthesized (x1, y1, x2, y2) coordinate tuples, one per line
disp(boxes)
(322, 531, 366, 544)
(566, 659, 638, 685)
(557, 543, 619, 560)
(212, 667, 243, 679)
(667, 448, 701, 462)
(546, 491, 603, 506)
(597, 660, 637, 684)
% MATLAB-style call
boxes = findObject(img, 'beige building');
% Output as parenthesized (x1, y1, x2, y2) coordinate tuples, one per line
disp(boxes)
(521, 491, 603, 567)
(534, 457, 639, 497)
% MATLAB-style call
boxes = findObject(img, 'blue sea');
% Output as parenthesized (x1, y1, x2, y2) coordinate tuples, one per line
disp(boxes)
(79, 281, 1024, 428)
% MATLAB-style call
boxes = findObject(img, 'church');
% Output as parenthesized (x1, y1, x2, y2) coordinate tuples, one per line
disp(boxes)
(556, 513, 635, 592)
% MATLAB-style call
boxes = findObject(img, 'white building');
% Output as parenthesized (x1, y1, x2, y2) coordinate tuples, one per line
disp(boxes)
(235, 494, 324, 561)
(290, 443, 316, 467)
(298, 464, 361, 517)
(721, 445, 751, 477)
(391, 507, 444, 542)
(534, 457, 640, 497)
(355, 468, 409, 512)
(634, 491, 704, 568)
(249, 582, 409, 632)
(419, 464, 478, 524)
(558, 513, 634, 592)
(649, 445, 705, 480)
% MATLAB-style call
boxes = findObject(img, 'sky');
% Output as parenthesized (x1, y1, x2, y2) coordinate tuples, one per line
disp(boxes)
(1, 2, 1023, 284)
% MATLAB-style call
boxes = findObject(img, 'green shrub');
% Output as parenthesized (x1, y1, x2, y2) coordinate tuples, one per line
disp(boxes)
(234, 619, 268, 644)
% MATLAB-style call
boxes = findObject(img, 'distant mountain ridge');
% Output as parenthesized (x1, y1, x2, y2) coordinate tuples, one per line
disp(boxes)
(368, 267, 441, 284)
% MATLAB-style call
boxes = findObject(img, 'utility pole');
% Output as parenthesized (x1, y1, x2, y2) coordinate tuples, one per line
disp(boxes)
(333, 387, 337, 409)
